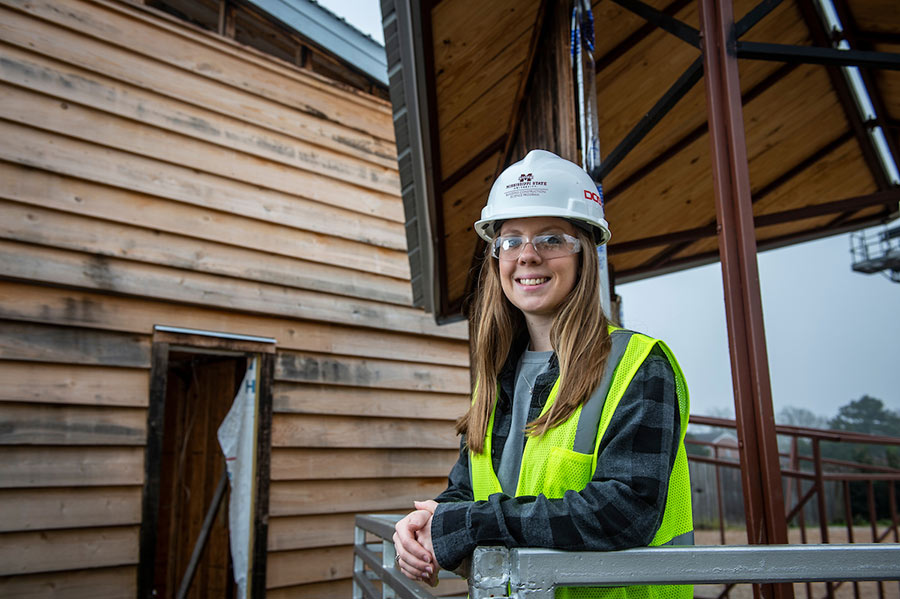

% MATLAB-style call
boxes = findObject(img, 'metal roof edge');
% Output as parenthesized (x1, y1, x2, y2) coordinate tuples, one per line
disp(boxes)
(383, 0, 442, 321)
(246, 0, 388, 85)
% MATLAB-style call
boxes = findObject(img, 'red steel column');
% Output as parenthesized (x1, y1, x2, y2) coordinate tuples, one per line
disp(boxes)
(698, 2, 792, 598)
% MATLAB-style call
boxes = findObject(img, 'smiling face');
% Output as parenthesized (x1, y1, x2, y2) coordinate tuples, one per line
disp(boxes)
(497, 217, 581, 325)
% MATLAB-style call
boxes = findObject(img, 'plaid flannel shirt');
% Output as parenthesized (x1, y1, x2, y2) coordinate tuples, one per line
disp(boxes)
(430, 342, 680, 571)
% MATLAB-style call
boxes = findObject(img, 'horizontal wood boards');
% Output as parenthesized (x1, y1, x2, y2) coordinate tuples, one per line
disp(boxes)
(0, 566, 137, 598)
(0, 0, 470, 594)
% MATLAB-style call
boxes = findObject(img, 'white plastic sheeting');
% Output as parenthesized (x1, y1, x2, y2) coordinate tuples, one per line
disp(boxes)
(217, 357, 259, 599)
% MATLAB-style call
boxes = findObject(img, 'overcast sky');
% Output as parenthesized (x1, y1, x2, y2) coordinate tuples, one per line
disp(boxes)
(318, 0, 899, 422)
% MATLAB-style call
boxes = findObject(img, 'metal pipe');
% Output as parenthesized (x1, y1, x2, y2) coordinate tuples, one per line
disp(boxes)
(890, 482, 899, 542)
(867, 480, 885, 599)
(478, 544, 900, 599)
(843, 481, 860, 599)
(811, 439, 833, 599)
(697, 3, 791, 598)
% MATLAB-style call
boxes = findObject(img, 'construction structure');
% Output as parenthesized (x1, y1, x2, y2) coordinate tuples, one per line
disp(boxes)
(0, 1, 471, 597)
(851, 223, 900, 281)
(1, 0, 898, 597)
(381, 0, 898, 597)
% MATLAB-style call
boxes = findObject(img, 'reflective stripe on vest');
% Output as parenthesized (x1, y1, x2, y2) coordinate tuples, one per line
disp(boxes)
(469, 328, 693, 599)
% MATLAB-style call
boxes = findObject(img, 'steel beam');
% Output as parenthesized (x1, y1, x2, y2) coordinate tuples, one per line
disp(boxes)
(594, 0, 692, 73)
(605, 62, 798, 205)
(736, 41, 900, 70)
(594, 0, 784, 185)
(734, 0, 784, 39)
(616, 211, 890, 282)
(832, 0, 900, 184)
(698, 3, 791, 599)
(609, 189, 900, 254)
(610, 0, 700, 48)
(596, 57, 703, 181)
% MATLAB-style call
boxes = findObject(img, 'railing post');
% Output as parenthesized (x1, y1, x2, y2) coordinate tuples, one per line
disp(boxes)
(866, 481, 885, 599)
(715, 444, 727, 545)
(812, 439, 833, 599)
(382, 538, 398, 599)
(843, 481, 859, 599)
(353, 524, 365, 599)
(469, 546, 511, 599)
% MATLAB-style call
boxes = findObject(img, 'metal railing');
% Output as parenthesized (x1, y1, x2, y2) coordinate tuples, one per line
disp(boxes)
(353, 514, 900, 599)
(687, 416, 900, 543)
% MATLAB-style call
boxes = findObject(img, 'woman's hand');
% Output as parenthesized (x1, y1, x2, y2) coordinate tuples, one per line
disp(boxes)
(393, 500, 439, 585)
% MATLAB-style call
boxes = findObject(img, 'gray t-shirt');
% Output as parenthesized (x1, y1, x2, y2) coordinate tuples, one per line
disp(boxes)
(497, 349, 553, 495)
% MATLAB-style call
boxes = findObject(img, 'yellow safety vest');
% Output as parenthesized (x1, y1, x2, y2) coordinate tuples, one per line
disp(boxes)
(469, 329, 693, 599)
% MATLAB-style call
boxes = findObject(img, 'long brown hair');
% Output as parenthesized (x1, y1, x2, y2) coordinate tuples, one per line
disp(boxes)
(457, 225, 611, 453)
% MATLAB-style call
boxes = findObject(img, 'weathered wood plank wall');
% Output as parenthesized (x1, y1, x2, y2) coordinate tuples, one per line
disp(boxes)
(0, 0, 469, 596)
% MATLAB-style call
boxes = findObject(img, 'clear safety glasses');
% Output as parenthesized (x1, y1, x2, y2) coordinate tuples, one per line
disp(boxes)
(491, 233, 582, 261)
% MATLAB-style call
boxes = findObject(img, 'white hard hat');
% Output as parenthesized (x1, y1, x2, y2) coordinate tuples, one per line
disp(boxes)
(474, 149, 611, 245)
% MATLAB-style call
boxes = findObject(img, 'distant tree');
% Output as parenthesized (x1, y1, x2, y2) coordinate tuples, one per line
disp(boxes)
(825, 396, 900, 521)
(775, 406, 827, 456)
(776, 406, 828, 429)
(828, 395, 900, 438)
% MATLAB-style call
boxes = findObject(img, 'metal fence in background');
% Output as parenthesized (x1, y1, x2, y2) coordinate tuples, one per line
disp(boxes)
(688, 417, 900, 546)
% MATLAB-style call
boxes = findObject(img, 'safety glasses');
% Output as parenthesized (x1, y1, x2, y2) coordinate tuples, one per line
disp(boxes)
(491, 233, 582, 260)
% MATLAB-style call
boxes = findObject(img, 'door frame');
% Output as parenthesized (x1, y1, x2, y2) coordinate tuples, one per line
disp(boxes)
(138, 326, 276, 599)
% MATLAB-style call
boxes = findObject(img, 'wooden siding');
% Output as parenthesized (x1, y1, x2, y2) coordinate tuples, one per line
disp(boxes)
(0, 0, 469, 595)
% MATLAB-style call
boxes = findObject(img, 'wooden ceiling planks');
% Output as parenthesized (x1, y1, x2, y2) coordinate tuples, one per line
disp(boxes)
(605, 131, 713, 246)
(753, 138, 878, 218)
(594, 14, 701, 181)
(844, 0, 900, 32)
(743, 66, 854, 193)
(398, 0, 900, 316)
(597, 0, 809, 195)
(590, 0, 661, 66)
(432, 0, 541, 179)
(443, 152, 502, 306)
(598, 0, 892, 280)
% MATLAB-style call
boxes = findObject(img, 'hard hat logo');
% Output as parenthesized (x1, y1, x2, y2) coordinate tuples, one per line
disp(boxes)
(474, 149, 611, 246)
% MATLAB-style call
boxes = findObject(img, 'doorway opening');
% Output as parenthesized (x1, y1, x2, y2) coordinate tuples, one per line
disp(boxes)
(139, 328, 274, 599)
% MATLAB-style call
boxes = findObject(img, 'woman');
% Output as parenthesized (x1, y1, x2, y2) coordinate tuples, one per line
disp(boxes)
(393, 150, 693, 598)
